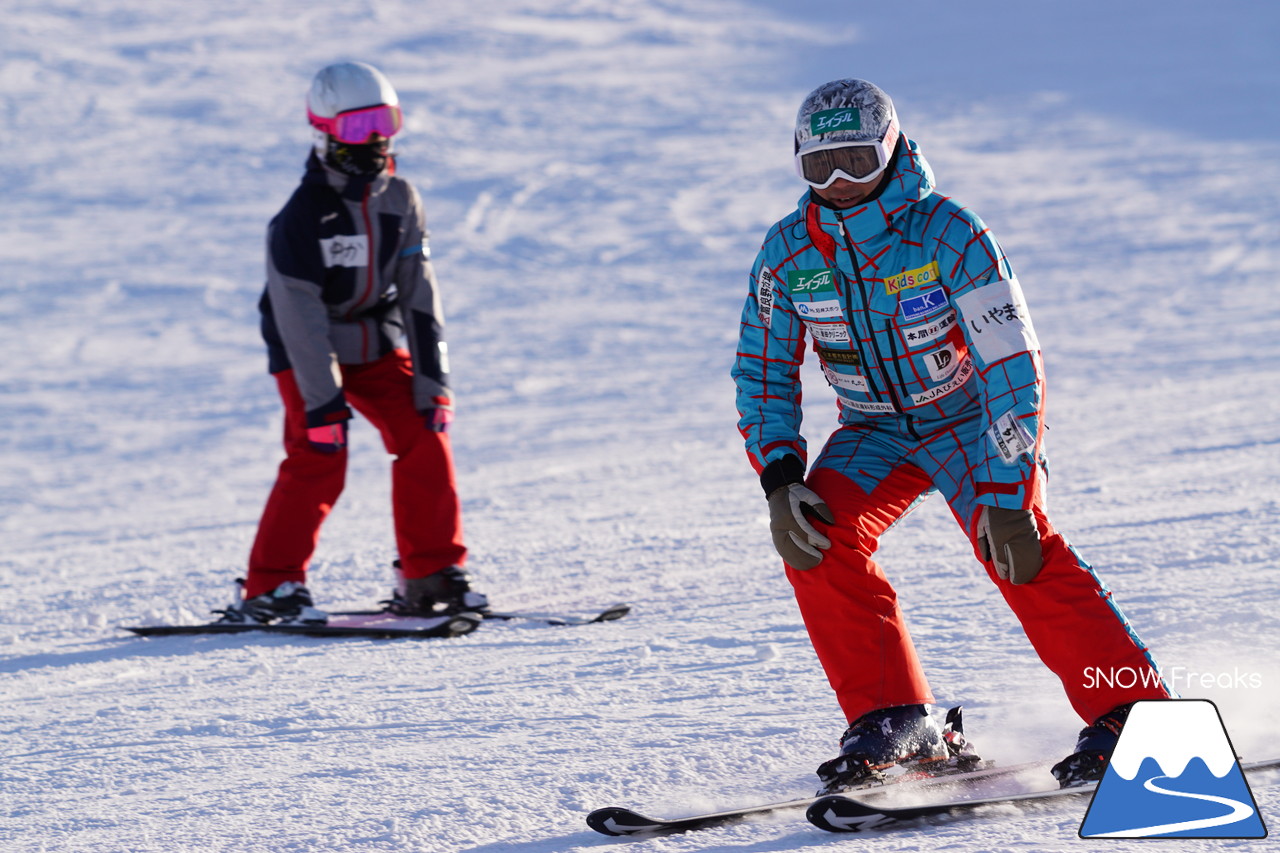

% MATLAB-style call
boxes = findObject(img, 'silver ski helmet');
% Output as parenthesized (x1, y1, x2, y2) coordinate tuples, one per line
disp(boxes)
(306, 62, 402, 175)
(794, 79, 899, 188)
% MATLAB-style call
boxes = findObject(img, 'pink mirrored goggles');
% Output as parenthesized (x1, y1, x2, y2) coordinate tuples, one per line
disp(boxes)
(308, 103, 403, 145)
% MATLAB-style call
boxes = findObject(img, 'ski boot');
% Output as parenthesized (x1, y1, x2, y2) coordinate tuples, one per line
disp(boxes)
(385, 562, 490, 616)
(816, 704, 959, 794)
(215, 580, 329, 626)
(1051, 702, 1133, 787)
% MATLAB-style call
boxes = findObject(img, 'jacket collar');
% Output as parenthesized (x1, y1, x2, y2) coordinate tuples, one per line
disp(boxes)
(798, 135, 935, 247)
(303, 151, 392, 201)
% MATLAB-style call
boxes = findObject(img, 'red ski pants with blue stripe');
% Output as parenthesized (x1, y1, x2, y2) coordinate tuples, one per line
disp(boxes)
(245, 350, 466, 598)
(789, 420, 1170, 726)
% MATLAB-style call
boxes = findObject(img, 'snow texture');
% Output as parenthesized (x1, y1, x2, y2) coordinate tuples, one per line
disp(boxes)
(2, 1, 1279, 851)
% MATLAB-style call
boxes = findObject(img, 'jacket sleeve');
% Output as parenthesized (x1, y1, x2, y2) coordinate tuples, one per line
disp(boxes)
(264, 200, 351, 428)
(731, 250, 810, 477)
(946, 215, 1045, 511)
(393, 183, 452, 415)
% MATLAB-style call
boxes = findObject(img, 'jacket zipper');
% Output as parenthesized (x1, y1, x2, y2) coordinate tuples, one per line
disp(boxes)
(351, 184, 376, 358)
(836, 218, 908, 412)
(881, 316, 922, 440)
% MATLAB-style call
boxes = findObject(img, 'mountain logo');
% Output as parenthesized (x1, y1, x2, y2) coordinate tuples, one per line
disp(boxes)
(1078, 699, 1267, 839)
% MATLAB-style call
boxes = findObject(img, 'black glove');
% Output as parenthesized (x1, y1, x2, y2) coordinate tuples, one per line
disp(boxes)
(976, 506, 1042, 584)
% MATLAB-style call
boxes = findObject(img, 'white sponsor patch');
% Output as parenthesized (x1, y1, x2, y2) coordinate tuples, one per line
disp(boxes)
(796, 299, 843, 319)
(987, 409, 1036, 464)
(320, 234, 369, 268)
(822, 363, 869, 392)
(954, 277, 1040, 364)
(806, 322, 850, 344)
(756, 268, 775, 328)
(924, 343, 961, 382)
(839, 397, 897, 414)
(911, 356, 974, 406)
(902, 309, 957, 349)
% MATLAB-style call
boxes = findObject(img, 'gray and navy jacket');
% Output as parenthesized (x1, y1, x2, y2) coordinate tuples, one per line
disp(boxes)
(260, 152, 451, 428)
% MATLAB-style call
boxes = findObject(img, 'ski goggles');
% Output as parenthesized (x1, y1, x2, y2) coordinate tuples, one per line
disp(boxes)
(795, 120, 900, 188)
(308, 103, 403, 145)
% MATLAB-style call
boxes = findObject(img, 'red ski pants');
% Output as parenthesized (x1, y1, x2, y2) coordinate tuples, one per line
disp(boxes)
(789, 423, 1170, 726)
(245, 350, 466, 598)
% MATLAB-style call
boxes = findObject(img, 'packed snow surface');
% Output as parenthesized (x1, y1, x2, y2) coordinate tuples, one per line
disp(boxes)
(2, 1, 1278, 851)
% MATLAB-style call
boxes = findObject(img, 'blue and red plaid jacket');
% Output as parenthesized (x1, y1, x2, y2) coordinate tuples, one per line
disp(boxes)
(732, 136, 1046, 511)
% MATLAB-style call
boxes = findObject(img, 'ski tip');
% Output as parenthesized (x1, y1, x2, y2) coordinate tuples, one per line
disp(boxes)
(594, 603, 631, 622)
(805, 796, 887, 833)
(586, 807, 661, 836)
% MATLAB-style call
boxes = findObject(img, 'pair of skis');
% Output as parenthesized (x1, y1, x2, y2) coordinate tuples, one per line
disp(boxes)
(587, 756, 1280, 836)
(125, 602, 630, 640)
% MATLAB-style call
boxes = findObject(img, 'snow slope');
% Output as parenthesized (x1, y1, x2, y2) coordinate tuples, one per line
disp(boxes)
(2, 1, 1278, 851)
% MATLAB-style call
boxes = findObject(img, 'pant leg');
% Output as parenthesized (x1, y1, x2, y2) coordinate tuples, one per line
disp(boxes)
(343, 350, 467, 577)
(793, 426, 937, 724)
(245, 369, 346, 598)
(913, 418, 1172, 724)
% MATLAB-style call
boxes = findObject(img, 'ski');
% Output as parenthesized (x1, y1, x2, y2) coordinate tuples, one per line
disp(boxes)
(483, 602, 631, 626)
(333, 602, 631, 627)
(807, 781, 1093, 832)
(806, 756, 1280, 833)
(585, 754, 1280, 838)
(585, 757, 1046, 837)
(587, 796, 819, 836)
(124, 611, 482, 640)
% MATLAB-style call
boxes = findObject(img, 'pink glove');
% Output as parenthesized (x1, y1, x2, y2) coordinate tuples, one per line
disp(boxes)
(425, 407, 453, 433)
(306, 422, 347, 453)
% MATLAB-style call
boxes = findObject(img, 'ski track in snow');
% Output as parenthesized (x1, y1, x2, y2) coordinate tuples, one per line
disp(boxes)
(2, 1, 1278, 851)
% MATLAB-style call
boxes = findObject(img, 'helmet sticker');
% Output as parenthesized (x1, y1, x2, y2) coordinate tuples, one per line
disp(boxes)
(811, 107, 862, 136)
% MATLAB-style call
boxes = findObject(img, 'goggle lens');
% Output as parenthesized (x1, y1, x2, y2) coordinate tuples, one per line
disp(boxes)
(795, 120, 899, 189)
(800, 145, 882, 184)
(309, 104, 403, 144)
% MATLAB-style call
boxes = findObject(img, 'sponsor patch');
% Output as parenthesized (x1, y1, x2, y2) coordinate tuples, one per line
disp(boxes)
(787, 268, 837, 296)
(839, 397, 896, 415)
(795, 299, 842, 319)
(319, 234, 368, 268)
(987, 410, 1036, 464)
(884, 261, 941, 296)
(756, 268, 776, 328)
(903, 309, 957, 349)
(806, 322, 850, 345)
(954, 278, 1040, 364)
(810, 107, 862, 136)
(924, 343, 961, 382)
(815, 346, 861, 366)
(822, 363, 869, 392)
(898, 286, 948, 322)
(911, 356, 973, 406)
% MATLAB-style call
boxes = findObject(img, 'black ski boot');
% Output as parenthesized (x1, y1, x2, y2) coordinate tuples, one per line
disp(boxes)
(1051, 703, 1133, 787)
(215, 580, 328, 626)
(816, 704, 957, 794)
(386, 563, 490, 616)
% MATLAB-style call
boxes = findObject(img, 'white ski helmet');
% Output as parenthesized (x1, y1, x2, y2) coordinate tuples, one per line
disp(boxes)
(794, 79, 900, 187)
(306, 61, 402, 157)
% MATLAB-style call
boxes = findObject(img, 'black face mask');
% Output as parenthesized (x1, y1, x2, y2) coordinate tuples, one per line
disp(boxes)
(324, 137, 390, 177)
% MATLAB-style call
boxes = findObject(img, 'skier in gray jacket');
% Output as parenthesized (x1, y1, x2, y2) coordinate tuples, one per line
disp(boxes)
(220, 62, 488, 625)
